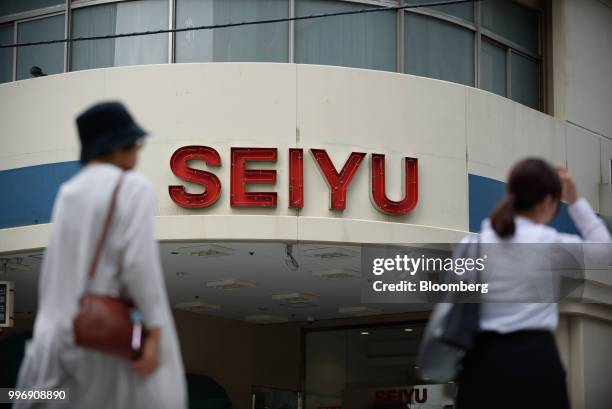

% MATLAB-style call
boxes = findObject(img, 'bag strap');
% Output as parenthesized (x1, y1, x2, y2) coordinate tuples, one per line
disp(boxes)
(87, 173, 125, 281)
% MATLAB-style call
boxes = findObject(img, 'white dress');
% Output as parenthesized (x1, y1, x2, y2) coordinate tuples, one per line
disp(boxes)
(15, 163, 187, 409)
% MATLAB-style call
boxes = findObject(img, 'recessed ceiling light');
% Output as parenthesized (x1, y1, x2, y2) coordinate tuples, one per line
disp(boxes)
(360, 331, 369, 335)
(173, 301, 221, 314)
(272, 292, 318, 303)
(311, 268, 362, 280)
(303, 247, 359, 260)
(338, 306, 382, 317)
(174, 244, 235, 257)
(245, 315, 288, 324)
(206, 279, 256, 290)
(404, 328, 413, 332)
(278, 302, 318, 309)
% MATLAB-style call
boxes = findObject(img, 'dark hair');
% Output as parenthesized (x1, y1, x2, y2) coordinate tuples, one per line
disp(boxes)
(490, 158, 562, 238)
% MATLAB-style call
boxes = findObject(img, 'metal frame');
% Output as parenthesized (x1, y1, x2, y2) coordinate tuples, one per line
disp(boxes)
(538, 6, 544, 112)
(481, 27, 540, 60)
(0, 4, 66, 25)
(341, 0, 398, 6)
(71, 0, 127, 9)
(396, 5, 404, 73)
(289, 0, 296, 63)
(506, 46, 512, 99)
(407, 6, 476, 31)
(12, 23, 17, 81)
(474, 0, 481, 87)
(168, 0, 175, 63)
(64, 0, 72, 73)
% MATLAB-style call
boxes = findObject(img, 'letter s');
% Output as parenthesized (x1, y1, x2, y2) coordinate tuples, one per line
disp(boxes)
(169, 146, 222, 208)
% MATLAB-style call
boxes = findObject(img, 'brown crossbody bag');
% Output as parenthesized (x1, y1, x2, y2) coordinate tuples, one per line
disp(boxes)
(73, 173, 146, 360)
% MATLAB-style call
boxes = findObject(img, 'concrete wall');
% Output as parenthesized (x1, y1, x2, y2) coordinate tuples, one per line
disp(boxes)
(1, 63, 611, 253)
(557, 304, 612, 409)
(552, 0, 612, 140)
(0, 64, 476, 252)
(549, 12, 612, 406)
(582, 316, 612, 409)
(549, 0, 612, 221)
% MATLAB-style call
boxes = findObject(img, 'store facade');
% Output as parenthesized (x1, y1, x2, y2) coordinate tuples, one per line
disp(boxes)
(1, 1, 612, 408)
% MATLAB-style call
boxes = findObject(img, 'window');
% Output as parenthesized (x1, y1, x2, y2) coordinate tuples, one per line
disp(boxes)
(476, 0, 542, 110)
(404, 0, 542, 110)
(71, 0, 168, 71)
(480, 39, 506, 97)
(0, 25, 13, 83)
(295, 0, 396, 72)
(480, 38, 540, 109)
(510, 51, 539, 109)
(175, 0, 288, 63)
(404, 13, 474, 86)
(481, 0, 539, 54)
(16, 14, 65, 80)
(0, 0, 545, 111)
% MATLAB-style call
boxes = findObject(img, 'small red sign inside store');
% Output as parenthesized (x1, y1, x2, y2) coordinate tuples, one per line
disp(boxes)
(375, 387, 428, 404)
(169, 146, 418, 216)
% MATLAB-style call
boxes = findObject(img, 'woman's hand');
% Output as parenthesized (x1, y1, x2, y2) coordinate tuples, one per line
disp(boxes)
(556, 166, 579, 204)
(132, 328, 160, 376)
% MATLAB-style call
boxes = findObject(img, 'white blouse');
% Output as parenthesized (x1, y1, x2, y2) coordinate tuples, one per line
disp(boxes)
(16, 163, 186, 409)
(477, 198, 612, 333)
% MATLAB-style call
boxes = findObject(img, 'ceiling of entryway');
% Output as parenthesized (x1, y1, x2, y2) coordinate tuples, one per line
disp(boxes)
(1, 242, 435, 323)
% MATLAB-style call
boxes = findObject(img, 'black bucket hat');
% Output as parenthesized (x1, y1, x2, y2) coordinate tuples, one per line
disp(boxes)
(76, 101, 148, 163)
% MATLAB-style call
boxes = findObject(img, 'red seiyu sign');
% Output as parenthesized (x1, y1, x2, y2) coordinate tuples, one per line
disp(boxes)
(169, 146, 418, 215)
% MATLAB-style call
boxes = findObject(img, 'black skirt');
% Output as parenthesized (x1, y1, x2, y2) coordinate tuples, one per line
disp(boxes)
(456, 330, 569, 409)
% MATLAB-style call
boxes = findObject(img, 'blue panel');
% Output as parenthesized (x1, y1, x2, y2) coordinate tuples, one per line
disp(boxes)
(468, 173, 579, 235)
(468, 174, 505, 233)
(0, 163, 587, 237)
(0, 161, 81, 229)
(550, 203, 580, 236)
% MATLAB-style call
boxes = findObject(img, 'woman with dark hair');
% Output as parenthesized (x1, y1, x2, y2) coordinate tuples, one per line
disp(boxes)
(456, 158, 611, 409)
(15, 102, 186, 409)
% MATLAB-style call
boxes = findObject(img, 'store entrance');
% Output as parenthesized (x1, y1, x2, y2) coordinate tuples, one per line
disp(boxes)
(304, 323, 456, 409)
(0, 242, 438, 409)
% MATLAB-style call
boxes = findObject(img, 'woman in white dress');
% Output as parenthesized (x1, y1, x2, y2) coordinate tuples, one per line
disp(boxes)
(15, 102, 187, 409)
